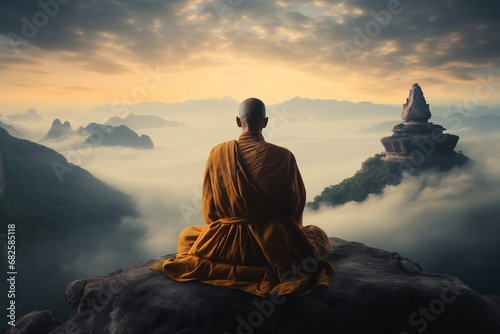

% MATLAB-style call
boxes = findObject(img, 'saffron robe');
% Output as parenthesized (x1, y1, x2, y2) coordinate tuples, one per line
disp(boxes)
(151, 131, 336, 297)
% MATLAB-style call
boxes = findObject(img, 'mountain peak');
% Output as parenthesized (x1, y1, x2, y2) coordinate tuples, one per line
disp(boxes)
(25, 108, 39, 117)
(43, 119, 74, 140)
(7, 109, 42, 122)
(221, 95, 237, 103)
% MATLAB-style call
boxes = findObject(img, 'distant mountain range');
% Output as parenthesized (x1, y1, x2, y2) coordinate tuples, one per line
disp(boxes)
(87, 96, 240, 121)
(3, 98, 492, 142)
(270, 97, 402, 121)
(88, 96, 404, 121)
(104, 114, 185, 130)
(86, 97, 500, 126)
(362, 114, 500, 135)
(0, 109, 43, 138)
(271, 97, 500, 122)
(431, 104, 500, 118)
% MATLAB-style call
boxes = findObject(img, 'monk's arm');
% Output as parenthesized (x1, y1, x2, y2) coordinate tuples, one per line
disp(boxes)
(201, 149, 218, 224)
(284, 153, 306, 226)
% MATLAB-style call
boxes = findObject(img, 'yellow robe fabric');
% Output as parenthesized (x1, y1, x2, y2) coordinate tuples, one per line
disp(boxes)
(151, 131, 336, 297)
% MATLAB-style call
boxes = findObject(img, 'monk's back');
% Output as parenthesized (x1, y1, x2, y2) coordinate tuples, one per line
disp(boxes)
(236, 131, 296, 210)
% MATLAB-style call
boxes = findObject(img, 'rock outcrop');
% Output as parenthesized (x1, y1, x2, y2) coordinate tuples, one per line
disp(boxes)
(43, 119, 75, 140)
(381, 83, 469, 169)
(7, 238, 500, 334)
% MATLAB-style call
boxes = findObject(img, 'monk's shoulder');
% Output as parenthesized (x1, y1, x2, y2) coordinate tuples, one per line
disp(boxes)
(208, 140, 235, 158)
(264, 142, 295, 160)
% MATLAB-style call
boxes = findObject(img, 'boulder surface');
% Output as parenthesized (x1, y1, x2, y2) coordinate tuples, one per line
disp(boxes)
(7, 238, 500, 334)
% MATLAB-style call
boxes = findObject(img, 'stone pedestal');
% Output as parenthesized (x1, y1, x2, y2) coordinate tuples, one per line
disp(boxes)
(380, 84, 469, 168)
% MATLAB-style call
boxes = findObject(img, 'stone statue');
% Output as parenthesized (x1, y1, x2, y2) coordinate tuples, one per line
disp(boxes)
(380, 83, 468, 169)
(401, 83, 431, 122)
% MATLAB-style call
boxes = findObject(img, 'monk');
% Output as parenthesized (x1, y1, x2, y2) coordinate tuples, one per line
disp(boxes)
(151, 98, 336, 297)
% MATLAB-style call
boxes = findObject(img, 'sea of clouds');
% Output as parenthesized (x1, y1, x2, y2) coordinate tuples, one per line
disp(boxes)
(9, 100, 500, 294)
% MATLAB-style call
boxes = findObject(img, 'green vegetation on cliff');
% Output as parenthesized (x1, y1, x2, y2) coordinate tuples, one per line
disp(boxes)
(307, 154, 401, 210)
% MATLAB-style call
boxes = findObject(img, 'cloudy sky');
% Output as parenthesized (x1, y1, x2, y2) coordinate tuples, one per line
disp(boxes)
(1, 0, 499, 113)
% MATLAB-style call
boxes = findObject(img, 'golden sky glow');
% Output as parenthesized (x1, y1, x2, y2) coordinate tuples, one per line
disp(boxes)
(0, 0, 499, 115)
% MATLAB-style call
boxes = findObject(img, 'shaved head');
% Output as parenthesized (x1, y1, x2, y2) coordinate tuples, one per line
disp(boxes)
(237, 98, 267, 132)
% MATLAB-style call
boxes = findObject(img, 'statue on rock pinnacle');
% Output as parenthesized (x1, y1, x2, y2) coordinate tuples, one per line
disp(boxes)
(380, 83, 469, 169)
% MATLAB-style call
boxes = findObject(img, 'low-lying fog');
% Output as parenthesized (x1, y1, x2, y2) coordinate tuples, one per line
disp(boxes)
(4, 100, 499, 294)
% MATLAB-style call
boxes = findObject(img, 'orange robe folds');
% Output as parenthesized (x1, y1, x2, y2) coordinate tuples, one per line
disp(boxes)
(151, 131, 336, 297)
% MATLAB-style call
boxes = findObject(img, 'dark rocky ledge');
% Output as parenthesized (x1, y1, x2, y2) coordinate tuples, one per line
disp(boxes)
(7, 238, 500, 334)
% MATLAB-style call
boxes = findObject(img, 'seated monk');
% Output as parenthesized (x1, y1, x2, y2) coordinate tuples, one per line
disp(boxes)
(151, 98, 336, 297)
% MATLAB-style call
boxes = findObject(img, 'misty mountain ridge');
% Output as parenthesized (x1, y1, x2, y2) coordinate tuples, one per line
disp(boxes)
(41, 119, 155, 149)
(77, 123, 154, 149)
(87, 96, 240, 121)
(104, 114, 186, 130)
(83, 96, 500, 126)
(5, 108, 43, 122)
(275, 97, 500, 121)
(362, 114, 500, 135)
(0, 119, 21, 137)
(23, 97, 499, 141)
(0, 126, 138, 239)
(0, 127, 146, 328)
